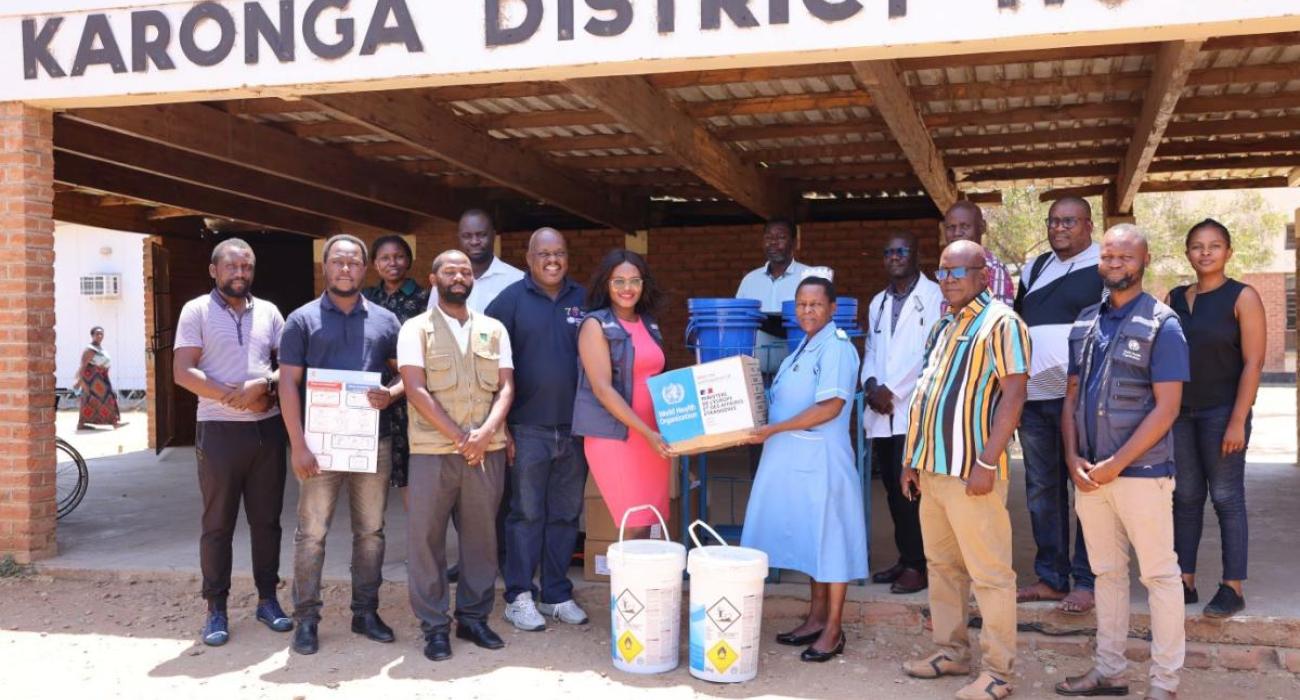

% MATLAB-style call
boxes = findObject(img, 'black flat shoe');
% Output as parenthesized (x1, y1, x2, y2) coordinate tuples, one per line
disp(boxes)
(1203, 584, 1245, 618)
(424, 631, 452, 661)
(800, 634, 845, 662)
(1183, 584, 1198, 605)
(776, 628, 824, 646)
(871, 562, 907, 584)
(291, 621, 318, 655)
(456, 620, 505, 650)
(352, 611, 396, 643)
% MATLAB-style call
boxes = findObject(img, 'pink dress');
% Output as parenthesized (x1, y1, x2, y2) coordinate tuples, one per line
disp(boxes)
(585, 317, 670, 528)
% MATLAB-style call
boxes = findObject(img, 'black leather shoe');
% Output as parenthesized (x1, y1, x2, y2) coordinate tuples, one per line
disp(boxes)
(871, 562, 907, 584)
(776, 628, 823, 646)
(447, 564, 460, 583)
(890, 567, 928, 595)
(424, 631, 452, 661)
(1203, 584, 1245, 618)
(456, 620, 505, 650)
(291, 621, 319, 655)
(800, 634, 845, 663)
(351, 611, 396, 643)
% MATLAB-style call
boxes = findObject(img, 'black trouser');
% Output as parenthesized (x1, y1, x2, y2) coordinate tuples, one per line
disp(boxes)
(196, 417, 288, 610)
(873, 435, 925, 569)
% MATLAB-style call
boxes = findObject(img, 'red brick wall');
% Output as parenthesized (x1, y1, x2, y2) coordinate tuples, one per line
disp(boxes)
(1241, 271, 1287, 373)
(0, 104, 56, 562)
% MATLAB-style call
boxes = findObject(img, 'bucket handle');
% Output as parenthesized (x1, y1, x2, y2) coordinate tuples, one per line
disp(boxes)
(684, 320, 696, 346)
(618, 504, 671, 544)
(688, 520, 730, 548)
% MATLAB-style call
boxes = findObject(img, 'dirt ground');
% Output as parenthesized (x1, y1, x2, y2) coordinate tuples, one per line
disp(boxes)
(1, 572, 1297, 700)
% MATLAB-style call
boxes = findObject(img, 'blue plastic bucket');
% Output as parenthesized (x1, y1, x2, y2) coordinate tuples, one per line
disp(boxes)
(687, 298, 764, 363)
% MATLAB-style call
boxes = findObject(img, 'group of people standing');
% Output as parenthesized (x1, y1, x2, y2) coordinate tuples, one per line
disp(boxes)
(171, 198, 1264, 698)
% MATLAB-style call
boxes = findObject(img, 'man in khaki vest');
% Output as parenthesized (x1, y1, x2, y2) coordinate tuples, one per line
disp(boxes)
(398, 250, 515, 663)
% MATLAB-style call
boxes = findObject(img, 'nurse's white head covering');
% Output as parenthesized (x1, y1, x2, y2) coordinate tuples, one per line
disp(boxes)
(800, 266, 834, 281)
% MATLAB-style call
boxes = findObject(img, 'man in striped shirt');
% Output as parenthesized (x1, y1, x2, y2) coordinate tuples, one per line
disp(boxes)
(901, 240, 1030, 700)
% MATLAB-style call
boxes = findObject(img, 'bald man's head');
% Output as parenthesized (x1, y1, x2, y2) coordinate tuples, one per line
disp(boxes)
(457, 209, 496, 265)
(1098, 224, 1150, 294)
(526, 227, 569, 293)
(937, 240, 990, 311)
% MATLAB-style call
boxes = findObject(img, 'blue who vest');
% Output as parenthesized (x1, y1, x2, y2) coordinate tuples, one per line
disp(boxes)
(571, 307, 664, 441)
(1067, 293, 1177, 468)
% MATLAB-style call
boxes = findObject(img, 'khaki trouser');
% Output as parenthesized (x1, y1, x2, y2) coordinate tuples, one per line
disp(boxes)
(1076, 476, 1184, 693)
(918, 470, 1017, 681)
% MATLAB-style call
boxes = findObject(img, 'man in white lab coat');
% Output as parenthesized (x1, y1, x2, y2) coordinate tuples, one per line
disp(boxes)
(860, 232, 943, 594)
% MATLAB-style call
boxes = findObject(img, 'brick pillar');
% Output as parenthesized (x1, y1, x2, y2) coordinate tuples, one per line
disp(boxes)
(0, 103, 56, 562)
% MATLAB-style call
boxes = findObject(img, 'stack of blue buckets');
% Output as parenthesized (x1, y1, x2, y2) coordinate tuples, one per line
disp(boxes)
(781, 297, 861, 352)
(684, 298, 765, 363)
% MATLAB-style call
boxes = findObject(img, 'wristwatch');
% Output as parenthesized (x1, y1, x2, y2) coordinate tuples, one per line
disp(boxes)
(265, 377, 278, 397)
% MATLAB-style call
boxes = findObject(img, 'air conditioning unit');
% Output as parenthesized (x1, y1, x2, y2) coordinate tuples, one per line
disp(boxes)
(79, 274, 122, 300)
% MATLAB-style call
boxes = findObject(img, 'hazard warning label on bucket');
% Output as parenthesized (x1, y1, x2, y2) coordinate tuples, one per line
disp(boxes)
(708, 639, 739, 673)
(615, 589, 644, 624)
(707, 596, 741, 633)
(617, 630, 644, 662)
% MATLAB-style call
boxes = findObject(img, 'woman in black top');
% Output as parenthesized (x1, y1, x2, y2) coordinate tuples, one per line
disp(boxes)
(1167, 219, 1265, 619)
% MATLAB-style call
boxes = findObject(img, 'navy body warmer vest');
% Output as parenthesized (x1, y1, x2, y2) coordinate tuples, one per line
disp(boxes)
(571, 307, 664, 441)
(1067, 293, 1177, 467)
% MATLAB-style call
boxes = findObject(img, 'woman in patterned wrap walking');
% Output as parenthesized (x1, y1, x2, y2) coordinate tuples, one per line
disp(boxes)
(74, 326, 124, 430)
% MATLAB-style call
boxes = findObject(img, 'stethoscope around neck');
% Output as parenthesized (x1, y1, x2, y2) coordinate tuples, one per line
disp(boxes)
(874, 292, 925, 335)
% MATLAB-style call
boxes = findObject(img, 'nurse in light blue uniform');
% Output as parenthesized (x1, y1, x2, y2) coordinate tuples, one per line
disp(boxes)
(742, 274, 868, 664)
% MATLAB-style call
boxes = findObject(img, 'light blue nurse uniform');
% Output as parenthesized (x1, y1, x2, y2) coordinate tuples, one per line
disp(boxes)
(741, 321, 868, 582)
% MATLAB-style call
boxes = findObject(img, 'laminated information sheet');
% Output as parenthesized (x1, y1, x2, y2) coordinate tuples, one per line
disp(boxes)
(304, 368, 381, 473)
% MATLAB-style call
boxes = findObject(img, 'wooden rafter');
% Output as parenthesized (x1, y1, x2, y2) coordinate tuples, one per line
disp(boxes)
(565, 75, 794, 220)
(304, 91, 643, 232)
(851, 60, 958, 212)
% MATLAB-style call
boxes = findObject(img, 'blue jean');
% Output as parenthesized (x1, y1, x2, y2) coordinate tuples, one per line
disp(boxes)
(1172, 404, 1250, 581)
(503, 424, 587, 605)
(1019, 399, 1094, 592)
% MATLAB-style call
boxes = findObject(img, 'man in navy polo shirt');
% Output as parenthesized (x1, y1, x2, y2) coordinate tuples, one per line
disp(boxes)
(485, 228, 589, 631)
(278, 234, 404, 656)
(1057, 224, 1188, 699)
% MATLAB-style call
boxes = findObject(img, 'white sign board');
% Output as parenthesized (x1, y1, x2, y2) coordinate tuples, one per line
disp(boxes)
(1, 0, 1299, 107)
(304, 367, 381, 474)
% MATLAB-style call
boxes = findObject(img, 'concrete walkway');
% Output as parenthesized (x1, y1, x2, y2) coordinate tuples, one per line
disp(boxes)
(46, 388, 1300, 619)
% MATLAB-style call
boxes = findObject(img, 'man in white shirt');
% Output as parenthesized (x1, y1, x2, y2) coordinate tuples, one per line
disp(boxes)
(736, 219, 808, 373)
(860, 232, 943, 594)
(427, 209, 525, 313)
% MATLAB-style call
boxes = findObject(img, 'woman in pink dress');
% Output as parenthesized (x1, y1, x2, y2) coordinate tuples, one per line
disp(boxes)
(573, 250, 673, 538)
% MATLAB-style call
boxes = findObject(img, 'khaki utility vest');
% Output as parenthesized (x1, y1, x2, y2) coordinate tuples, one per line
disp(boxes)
(408, 309, 508, 455)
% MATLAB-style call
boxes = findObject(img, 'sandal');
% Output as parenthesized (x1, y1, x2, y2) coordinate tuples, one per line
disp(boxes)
(1054, 667, 1129, 696)
(1057, 589, 1096, 616)
(956, 672, 1013, 700)
(902, 651, 971, 679)
(1017, 581, 1068, 604)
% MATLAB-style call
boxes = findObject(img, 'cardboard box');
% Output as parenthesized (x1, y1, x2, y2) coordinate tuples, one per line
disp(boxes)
(585, 494, 679, 543)
(582, 497, 695, 582)
(583, 538, 615, 582)
(584, 457, 681, 499)
(647, 355, 768, 455)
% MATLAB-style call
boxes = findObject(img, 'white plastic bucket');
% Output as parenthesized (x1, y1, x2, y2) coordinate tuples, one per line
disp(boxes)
(607, 504, 687, 675)
(686, 520, 769, 683)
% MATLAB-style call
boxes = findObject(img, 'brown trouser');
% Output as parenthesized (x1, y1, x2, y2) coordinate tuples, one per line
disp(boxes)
(1076, 476, 1184, 693)
(918, 470, 1017, 681)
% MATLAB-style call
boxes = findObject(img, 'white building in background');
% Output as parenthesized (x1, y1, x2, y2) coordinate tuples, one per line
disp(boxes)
(54, 223, 147, 392)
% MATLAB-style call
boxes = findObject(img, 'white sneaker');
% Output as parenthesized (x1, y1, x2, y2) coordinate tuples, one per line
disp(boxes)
(537, 599, 588, 625)
(504, 592, 546, 631)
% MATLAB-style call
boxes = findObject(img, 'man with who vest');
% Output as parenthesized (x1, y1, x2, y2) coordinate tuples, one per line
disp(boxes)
(860, 231, 942, 594)
(1055, 224, 1189, 700)
(400, 249, 516, 663)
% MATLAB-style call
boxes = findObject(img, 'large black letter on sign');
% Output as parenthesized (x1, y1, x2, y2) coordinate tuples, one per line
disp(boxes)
(361, 0, 423, 55)
(702, 0, 759, 30)
(132, 10, 176, 72)
(304, 0, 355, 59)
(23, 18, 65, 79)
(71, 13, 128, 77)
(770, 0, 789, 24)
(246, 0, 294, 64)
(180, 2, 236, 67)
(486, 0, 543, 47)
(658, 0, 675, 32)
(586, 0, 633, 37)
(803, 0, 863, 22)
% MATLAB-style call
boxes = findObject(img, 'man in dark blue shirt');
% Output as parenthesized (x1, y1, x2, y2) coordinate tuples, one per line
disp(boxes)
(278, 234, 403, 656)
(485, 228, 589, 631)
(1057, 224, 1188, 700)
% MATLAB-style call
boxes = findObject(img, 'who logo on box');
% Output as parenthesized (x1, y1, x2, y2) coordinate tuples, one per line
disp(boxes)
(660, 383, 687, 406)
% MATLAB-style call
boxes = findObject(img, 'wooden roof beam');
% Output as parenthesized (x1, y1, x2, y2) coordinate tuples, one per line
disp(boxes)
(851, 60, 958, 213)
(304, 91, 644, 232)
(565, 75, 794, 220)
(54, 190, 162, 234)
(63, 103, 459, 222)
(1289, 167, 1300, 188)
(1115, 40, 1205, 215)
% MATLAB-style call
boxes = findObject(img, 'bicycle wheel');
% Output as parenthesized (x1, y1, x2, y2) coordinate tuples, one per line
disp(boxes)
(55, 436, 88, 519)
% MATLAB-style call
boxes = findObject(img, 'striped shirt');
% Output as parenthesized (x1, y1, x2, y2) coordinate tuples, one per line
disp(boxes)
(175, 290, 284, 422)
(905, 291, 1031, 480)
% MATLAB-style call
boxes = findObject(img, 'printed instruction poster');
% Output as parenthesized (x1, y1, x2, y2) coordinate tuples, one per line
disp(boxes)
(304, 368, 381, 473)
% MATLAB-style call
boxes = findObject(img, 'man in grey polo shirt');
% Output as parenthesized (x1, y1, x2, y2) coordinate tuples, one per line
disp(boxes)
(174, 237, 291, 647)
(279, 234, 404, 656)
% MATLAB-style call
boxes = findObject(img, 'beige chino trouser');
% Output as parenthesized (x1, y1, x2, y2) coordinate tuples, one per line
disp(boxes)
(918, 470, 1017, 681)
(1075, 476, 1185, 693)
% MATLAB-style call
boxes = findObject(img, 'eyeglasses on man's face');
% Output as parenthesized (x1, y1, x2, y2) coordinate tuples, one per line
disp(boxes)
(934, 264, 986, 281)
(883, 246, 912, 259)
(1046, 216, 1083, 229)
